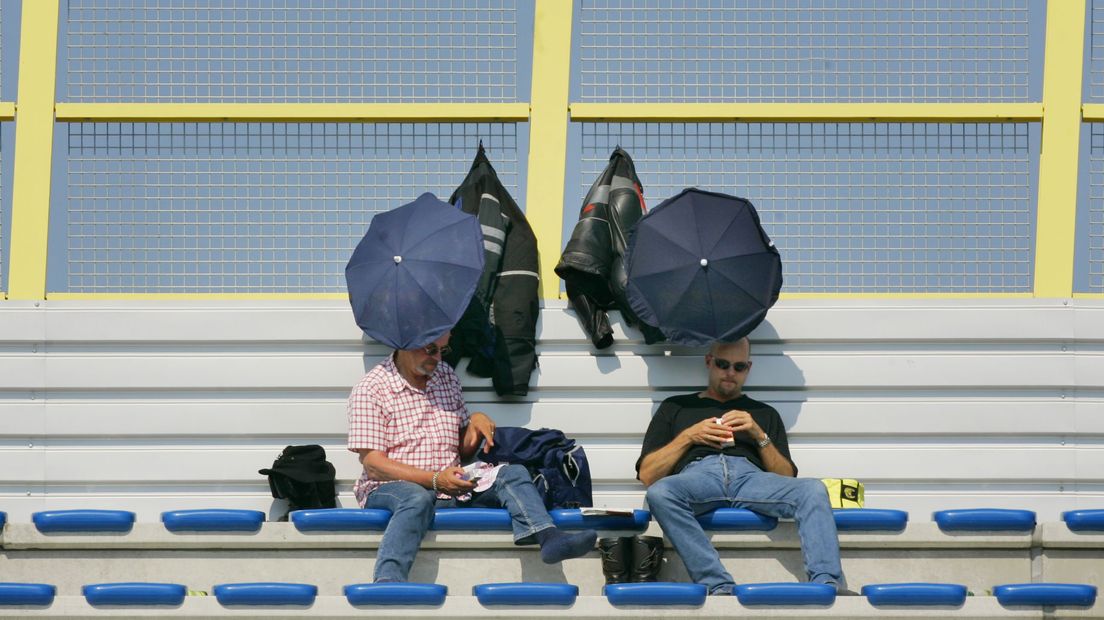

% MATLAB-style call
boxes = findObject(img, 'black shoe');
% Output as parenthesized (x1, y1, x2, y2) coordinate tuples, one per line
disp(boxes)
(598, 537, 632, 584)
(629, 535, 664, 582)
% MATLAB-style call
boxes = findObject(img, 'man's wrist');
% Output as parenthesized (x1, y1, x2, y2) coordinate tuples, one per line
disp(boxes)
(431, 470, 441, 494)
(756, 435, 772, 449)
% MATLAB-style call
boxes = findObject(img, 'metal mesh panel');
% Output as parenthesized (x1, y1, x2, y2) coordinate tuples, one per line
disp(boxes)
(577, 122, 1035, 293)
(64, 0, 521, 103)
(59, 122, 520, 293)
(1086, 124, 1104, 291)
(0, 2, 4, 97)
(577, 0, 1032, 103)
(1090, 0, 1104, 102)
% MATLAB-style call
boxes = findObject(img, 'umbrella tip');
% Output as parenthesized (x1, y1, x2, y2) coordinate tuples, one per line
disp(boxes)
(393, 255, 403, 264)
(700, 258, 708, 268)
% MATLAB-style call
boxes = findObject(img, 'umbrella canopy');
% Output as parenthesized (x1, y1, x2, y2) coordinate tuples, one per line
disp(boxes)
(345, 192, 484, 350)
(625, 188, 782, 346)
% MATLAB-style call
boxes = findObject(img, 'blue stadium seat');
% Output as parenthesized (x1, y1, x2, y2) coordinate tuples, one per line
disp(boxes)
(1063, 509, 1104, 532)
(550, 509, 650, 531)
(344, 583, 448, 606)
(473, 583, 578, 606)
(735, 583, 837, 605)
(994, 583, 1097, 607)
(0, 583, 56, 606)
(696, 508, 778, 531)
(0, 511, 6, 529)
(290, 508, 391, 532)
(82, 583, 186, 606)
(862, 583, 968, 606)
(933, 509, 1035, 532)
(212, 583, 318, 606)
(604, 583, 707, 606)
(431, 508, 511, 530)
(33, 510, 135, 533)
(161, 509, 265, 533)
(833, 509, 908, 531)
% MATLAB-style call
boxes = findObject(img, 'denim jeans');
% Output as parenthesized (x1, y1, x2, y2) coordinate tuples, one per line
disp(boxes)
(645, 454, 845, 594)
(364, 463, 555, 582)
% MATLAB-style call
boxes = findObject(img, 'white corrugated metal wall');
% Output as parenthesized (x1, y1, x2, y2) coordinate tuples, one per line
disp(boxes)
(0, 298, 1099, 522)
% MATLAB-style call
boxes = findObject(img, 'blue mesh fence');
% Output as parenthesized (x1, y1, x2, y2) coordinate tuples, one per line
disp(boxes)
(573, 121, 1036, 293)
(577, 0, 1034, 103)
(63, 0, 526, 103)
(54, 121, 521, 293)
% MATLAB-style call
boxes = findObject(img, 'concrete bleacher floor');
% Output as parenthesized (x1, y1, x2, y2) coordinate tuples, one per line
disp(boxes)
(2, 297, 1103, 617)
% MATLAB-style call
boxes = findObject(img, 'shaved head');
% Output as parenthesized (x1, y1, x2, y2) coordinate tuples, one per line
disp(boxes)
(709, 337, 750, 357)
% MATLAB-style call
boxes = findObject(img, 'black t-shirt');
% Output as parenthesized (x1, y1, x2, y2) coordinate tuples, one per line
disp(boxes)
(635, 393, 797, 478)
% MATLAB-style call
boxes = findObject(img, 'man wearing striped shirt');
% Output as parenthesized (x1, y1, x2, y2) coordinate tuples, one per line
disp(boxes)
(347, 331, 597, 583)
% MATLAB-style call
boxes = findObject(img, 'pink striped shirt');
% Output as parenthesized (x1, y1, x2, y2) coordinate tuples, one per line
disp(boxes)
(347, 355, 469, 506)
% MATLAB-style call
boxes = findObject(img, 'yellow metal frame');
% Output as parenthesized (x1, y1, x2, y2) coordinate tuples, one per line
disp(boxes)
(47, 292, 349, 300)
(1082, 103, 1104, 120)
(55, 103, 530, 122)
(1033, 0, 1087, 299)
(570, 103, 1044, 122)
(7, 0, 59, 300)
(524, 0, 573, 300)
(782, 292, 1034, 300)
(0, 1, 1094, 300)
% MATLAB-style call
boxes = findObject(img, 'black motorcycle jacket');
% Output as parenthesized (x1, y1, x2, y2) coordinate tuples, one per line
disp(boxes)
(555, 148, 664, 348)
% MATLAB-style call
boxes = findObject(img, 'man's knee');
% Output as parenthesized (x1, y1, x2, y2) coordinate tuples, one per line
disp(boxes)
(497, 463, 532, 485)
(793, 478, 830, 507)
(644, 477, 681, 510)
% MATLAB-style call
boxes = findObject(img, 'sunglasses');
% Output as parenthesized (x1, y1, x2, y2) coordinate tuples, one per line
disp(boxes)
(423, 343, 452, 357)
(711, 357, 751, 372)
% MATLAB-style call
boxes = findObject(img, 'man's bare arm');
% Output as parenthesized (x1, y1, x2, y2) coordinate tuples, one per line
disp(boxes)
(755, 442, 796, 477)
(357, 449, 475, 496)
(638, 418, 733, 487)
(721, 410, 795, 477)
(459, 412, 495, 460)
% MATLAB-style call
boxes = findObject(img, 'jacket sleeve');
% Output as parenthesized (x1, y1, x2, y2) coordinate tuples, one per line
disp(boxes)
(489, 217, 540, 395)
(604, 179, 664, 344)
(443, 190, 505, 376)
(565, 281, 614, 349)
(556, 203, 621, 348)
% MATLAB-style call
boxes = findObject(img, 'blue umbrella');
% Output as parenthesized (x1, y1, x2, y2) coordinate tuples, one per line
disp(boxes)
(345, 193, 484, 350)
(625, 188, 782, 346)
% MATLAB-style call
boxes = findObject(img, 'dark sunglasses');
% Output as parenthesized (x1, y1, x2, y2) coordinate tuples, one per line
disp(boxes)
(711, 357, 751, 372)
(423, 343, 452, 357)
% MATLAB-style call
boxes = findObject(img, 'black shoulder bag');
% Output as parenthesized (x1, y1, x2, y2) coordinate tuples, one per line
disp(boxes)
(258, 444, 337, 520)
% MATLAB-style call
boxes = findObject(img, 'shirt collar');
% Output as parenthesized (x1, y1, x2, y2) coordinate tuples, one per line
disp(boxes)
(382, 353, 439, 394)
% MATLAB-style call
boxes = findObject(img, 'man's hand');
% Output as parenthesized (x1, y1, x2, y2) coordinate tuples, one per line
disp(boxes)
(435, 466, 477, 496)
(465, 412, 496, 454)
(679, 417, 735, 449)
(719, 410, 767, 443)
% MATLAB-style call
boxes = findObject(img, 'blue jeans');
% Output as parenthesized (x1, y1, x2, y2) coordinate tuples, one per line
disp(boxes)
(364, 463, 555, 582)
(645, 455, 845, 594)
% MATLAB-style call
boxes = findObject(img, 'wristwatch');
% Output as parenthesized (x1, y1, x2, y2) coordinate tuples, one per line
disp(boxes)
(756, 436, 772, 449)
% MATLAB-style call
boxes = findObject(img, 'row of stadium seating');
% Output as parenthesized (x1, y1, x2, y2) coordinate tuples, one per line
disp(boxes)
(0, 507, 1099, 613)
(8, 507, 1103, 534)
(0, 580, 1097, 608)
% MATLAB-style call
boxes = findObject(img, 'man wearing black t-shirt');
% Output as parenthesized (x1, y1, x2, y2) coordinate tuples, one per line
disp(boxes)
(636, 338, 845, 596)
